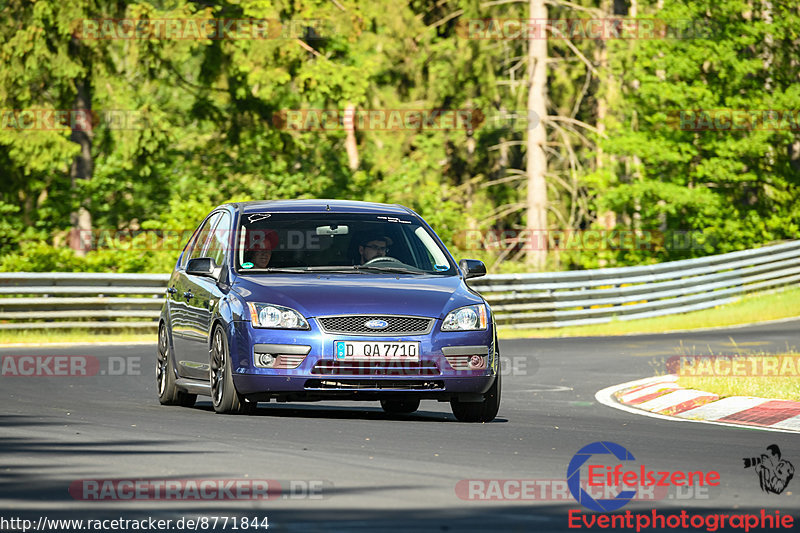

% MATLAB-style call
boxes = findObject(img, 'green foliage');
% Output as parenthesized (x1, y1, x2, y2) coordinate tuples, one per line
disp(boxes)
(1, 0, 798, 274)
(599, 0, 800, 267)
(0, 240, 177, 273)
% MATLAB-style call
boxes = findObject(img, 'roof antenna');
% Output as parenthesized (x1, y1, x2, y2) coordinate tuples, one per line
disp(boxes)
(326, 204, 331, 211)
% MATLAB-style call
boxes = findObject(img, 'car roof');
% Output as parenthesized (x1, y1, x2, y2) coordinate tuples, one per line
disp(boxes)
(229, 199, 415, 216)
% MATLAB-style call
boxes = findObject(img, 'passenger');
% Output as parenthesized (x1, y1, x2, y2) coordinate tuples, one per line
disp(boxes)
(251, 248, 271, 268)
(246, 230, 278, 268)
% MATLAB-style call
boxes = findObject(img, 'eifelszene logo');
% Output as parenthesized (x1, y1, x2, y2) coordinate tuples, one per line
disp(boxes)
(744, 445, 794, 495)
(567, 441, 721, 512)
(568, 442, 637, 511)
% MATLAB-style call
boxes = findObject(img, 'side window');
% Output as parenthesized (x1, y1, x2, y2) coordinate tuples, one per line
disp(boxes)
(188, 212, 222, 262)
(205, 212, 231, 266)
(178, 236, 196, 269)
(178, 225, 206, 269)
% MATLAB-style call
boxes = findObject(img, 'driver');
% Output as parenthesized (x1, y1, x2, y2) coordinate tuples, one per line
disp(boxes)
(358, 234, 392, 264)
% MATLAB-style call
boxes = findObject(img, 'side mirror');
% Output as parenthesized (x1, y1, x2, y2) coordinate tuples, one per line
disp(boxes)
(186, 257, 222, 280)
(459, 259, 486, 280)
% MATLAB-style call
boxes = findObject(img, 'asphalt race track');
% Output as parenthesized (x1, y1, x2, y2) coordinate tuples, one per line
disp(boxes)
(2, 320, 800, 532)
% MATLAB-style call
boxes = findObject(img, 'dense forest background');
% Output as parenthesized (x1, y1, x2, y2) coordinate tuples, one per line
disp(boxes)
(1, 0, 798, 273)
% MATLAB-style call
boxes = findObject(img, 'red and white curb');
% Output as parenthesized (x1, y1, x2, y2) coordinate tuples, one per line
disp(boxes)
(596, 375, 800, 434)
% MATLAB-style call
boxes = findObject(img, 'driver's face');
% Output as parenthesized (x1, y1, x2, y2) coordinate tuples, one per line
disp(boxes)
(252, 249, 271, 268)
(360, 239, 388, 263)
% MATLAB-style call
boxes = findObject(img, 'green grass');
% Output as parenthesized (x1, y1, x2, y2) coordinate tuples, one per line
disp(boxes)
(498, 286, 800, 339)
(0, 328, 156, 345)
(676, 355, 800, 402)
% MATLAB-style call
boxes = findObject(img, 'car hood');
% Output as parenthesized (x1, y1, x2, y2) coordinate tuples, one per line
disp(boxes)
(231, 274, 483, 319)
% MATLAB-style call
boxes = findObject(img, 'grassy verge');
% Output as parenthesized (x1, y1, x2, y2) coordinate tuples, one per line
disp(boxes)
(0, 328, 156, 345)
(498, 286, 800, 339)
(676, 355, 800, 402)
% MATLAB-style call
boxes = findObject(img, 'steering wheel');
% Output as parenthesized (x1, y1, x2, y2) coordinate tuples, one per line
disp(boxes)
(363, 256, 400, 265)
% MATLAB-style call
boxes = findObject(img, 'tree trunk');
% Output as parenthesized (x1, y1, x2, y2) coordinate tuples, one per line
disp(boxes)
(344, 103, 359, 171)
(595, 0, 616, 235)
(68, 37, 94, 256)
(525, 0, 548, 270)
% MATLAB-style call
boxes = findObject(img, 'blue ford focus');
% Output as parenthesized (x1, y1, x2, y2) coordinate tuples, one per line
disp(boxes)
(157, 200, 500, 422)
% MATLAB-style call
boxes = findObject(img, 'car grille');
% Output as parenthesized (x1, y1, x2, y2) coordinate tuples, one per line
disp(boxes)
(304, 379, 444, 390)
(317, 315, 434, 335)
(311, 360, 440, 376)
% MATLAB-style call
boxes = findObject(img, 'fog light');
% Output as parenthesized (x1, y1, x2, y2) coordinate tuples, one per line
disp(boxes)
(468, 355, 486, 369)
(256, 353, 276, 368)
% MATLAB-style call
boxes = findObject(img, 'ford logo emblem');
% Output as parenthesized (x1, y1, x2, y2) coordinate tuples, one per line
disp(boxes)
(365, 319, 389, 330)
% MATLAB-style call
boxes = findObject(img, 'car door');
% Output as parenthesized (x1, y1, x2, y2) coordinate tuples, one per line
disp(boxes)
(168, 222, 201, 368)
(183, 210, 231, 371)
(171, 212, 220, 379)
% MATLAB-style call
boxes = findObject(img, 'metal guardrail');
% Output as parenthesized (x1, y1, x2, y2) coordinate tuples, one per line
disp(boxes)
(468, 240, 800, 328)
(0, 240, 798, 330)
(0, 273, 169, 330)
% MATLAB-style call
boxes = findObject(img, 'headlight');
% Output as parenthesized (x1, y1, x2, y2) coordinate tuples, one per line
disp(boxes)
(247, 303, 309, 330)
(441, 304, 488, 331)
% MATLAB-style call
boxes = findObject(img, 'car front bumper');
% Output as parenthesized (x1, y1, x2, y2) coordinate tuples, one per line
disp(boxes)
(228, 320, 497, 401)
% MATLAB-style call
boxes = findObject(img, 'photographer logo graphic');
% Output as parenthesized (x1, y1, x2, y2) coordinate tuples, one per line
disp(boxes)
(567, 441, 637, 512)
(567, 441, 721, 512)
(743, 444, 795, 495)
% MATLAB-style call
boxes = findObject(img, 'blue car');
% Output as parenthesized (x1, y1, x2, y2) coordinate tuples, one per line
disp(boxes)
(157, 200, 500, 422)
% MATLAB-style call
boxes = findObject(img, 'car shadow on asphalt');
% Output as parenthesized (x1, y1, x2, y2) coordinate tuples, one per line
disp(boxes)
(0, 414, 214, 505)
(189, 401, 509, 423)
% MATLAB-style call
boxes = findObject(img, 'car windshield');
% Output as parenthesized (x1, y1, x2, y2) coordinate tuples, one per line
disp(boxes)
(235, 212, 455, 275)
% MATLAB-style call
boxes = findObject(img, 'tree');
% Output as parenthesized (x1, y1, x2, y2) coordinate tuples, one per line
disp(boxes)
(603, 0, 800, 263)
(525, 0, 549, 270)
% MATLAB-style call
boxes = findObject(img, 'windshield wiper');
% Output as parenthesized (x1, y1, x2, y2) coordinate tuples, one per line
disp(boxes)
(243, 267, 310, 273)
(355, 265, 423, 274)
(242, 265, 425, 274)
(265, 266, 370, 274)
(302, 266, 360, 272)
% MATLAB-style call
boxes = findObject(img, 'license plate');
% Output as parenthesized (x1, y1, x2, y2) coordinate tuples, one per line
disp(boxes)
(335, 341, 420, 361)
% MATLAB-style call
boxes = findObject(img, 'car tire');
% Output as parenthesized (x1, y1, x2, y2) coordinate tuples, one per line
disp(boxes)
(380, 398, 421, 414)
(450, 363, 501, 423)
(210, 325, 256, 415)
(156, 323, 197, 407)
